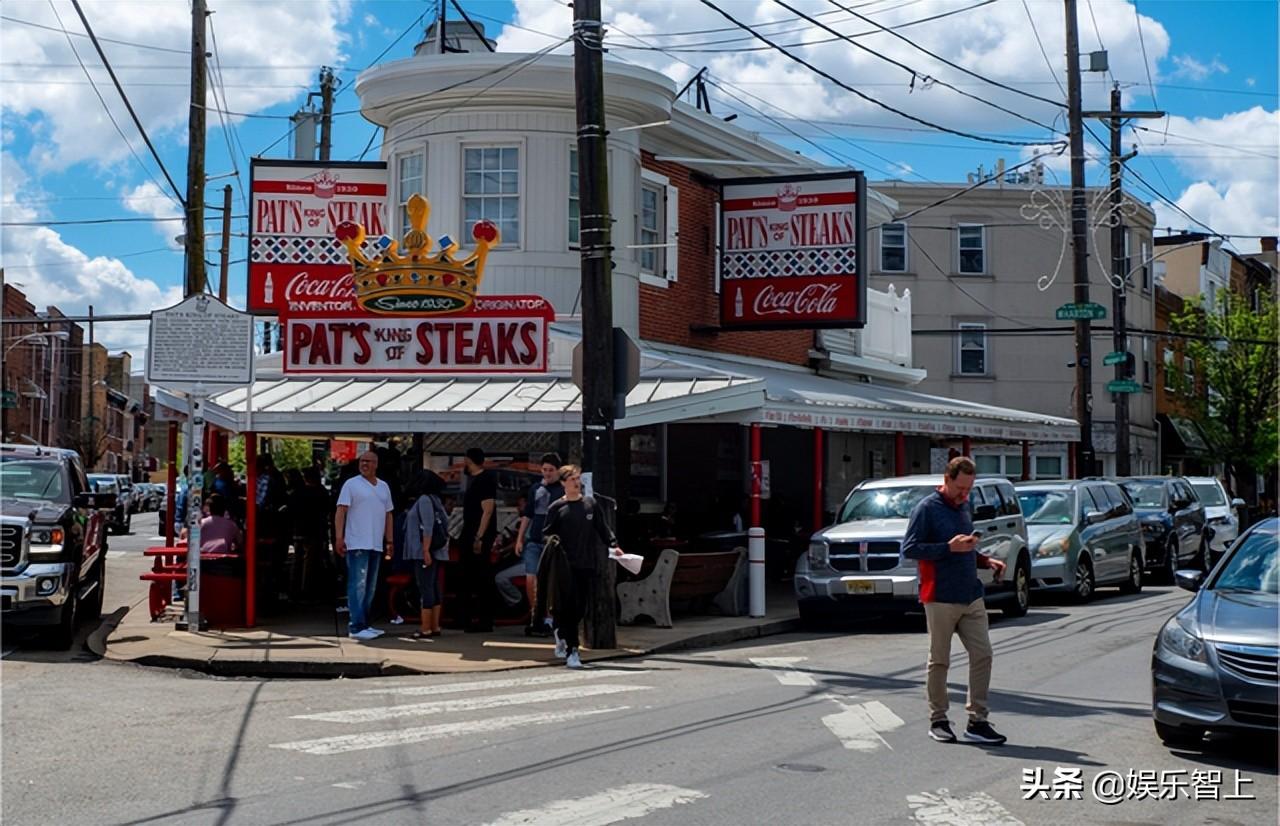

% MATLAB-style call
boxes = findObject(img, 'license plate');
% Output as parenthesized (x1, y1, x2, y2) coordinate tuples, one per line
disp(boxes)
(845, 580, 876, 595)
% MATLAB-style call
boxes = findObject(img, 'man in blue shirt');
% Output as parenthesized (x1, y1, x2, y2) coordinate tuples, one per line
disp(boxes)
(903, 456, 1007, 746)
(514, 453, 564, 636)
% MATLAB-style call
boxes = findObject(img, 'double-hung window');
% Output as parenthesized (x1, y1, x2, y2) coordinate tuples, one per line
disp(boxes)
(463, 146, 519, 245)
(957, 322, 988, 375)
(1184, 356, 1196, 396)
(568, 146, 580, 248)
(1142, 336, 1152, 387)
(957, 224, 985, 274)
(1163, 347, 1176, 391)
(880, 223, 907, 272)
(397, 151, 425, 237)
(640, 183, 663, 275)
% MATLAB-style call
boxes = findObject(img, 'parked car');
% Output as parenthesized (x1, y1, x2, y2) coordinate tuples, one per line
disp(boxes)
(1016, 479, 1145, 601)
(140, 483, 163, 512)
(1151, 517, 1278, 747)
(795, 475, 1031, 624)
(88, 474, 131, 534)
(1186, 477, 1245, 565)
(1, 444, 115, 648)
(113, 474, 140, 514)
(1118, 476, 1208, 582)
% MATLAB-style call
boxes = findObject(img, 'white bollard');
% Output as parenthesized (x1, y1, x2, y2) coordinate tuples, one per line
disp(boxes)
(748, 526, 766, 618)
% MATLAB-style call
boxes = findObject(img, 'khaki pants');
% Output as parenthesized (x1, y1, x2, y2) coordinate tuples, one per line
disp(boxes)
(923, 599, 993, 723)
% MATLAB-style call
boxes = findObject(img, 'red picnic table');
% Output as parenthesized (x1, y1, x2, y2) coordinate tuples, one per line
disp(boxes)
(141, 545, 242, 624)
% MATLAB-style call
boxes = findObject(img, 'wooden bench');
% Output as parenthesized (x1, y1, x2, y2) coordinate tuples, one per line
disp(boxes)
(617, 548, 746, 628)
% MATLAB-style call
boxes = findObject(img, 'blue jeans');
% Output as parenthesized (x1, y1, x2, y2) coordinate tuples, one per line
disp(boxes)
(522, 541, 544, 574)
(346, 548, 381, 633)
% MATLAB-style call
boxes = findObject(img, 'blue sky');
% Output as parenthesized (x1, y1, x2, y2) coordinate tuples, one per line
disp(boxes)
(1, 0, 1275, 353)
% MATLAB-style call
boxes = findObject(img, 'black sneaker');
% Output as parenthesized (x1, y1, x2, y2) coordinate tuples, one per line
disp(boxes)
(928, 720, 957, 742)
(962, 720, 1007, 745)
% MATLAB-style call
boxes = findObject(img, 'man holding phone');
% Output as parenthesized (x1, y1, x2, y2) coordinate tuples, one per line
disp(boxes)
(903, 456, 1008, 745)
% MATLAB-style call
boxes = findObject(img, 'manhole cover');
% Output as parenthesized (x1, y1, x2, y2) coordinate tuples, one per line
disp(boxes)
(775, 763, 826, 774)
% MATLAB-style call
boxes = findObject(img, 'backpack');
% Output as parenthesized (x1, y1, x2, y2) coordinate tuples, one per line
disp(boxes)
(426, 494, 449, 553)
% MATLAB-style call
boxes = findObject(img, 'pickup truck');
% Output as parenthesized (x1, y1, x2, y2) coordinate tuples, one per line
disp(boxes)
(1, 444, 115, 648)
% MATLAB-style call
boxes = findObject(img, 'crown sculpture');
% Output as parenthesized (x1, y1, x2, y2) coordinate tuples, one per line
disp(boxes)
(334, 193, 499, 315)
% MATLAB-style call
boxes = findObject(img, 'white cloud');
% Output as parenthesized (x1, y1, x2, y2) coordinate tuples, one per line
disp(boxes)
(120, 181, 184, 249)
(1170, 54, 1229, 82)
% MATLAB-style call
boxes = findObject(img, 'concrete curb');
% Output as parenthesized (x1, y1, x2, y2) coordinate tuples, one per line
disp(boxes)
(87, 606, 130, 658)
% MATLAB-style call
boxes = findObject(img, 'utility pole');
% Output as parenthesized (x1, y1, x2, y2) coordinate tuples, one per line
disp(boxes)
(1064, 0, 1094, 477)
(185, 0, 208, 297)
(218, 183, 232, 302)
(437, 0, 447, 54)
(86, 305, 95, 471)
(318, 67, 335, 162)
(574, 0, 617, 650)
(1085, 85, 1164, 477)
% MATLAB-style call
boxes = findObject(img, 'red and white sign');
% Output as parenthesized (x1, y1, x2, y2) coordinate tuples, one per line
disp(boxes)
(282, 296, 554, 374)
(248, 160, 388, 315)
(720, 172, 866, 329)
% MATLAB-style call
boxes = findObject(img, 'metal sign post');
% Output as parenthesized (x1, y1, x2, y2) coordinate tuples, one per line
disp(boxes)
(182, 390, 206, 631)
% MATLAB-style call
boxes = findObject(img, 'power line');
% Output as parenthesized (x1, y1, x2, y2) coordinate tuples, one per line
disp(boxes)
(1020, 0, 1067, 98)
(1131, 1, 1161, 113)
(4, 215, 246, 227)
(66, 0, 187, 208)
(1132, 125, 1278, 160)
(2, 247, 175, 269)
(0, 14, 188, 54)
(825, 0, 1065, 109)
(696, 0, 1062, 149)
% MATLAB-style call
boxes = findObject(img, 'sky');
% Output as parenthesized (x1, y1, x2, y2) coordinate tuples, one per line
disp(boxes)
(1, 0, 1275, 355)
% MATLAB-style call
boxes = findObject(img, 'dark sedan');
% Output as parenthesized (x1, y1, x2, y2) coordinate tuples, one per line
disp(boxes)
(1151, 517, 1278, 747)
(1120, 476, 1208, 582)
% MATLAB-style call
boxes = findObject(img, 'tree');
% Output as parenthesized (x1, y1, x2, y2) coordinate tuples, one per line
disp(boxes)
(227, 435, 316, 476)
(1169, 287, 1278, 502)
(63, 416, 109, 471)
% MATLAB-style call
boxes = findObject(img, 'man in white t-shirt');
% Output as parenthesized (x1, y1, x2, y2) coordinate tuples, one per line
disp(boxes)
(335, 451, 395, 641)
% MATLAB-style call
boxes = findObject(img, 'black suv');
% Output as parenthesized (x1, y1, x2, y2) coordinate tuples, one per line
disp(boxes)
(1119, 476, 1208, 583)
(1, 445, 115, 648)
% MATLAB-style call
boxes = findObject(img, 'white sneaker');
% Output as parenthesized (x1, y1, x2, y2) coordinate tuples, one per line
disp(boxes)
(566, 651, 583, 669)
(553, 629, 567, 659)
(348, 628, 379, 641)
(365, 627, 385, 638)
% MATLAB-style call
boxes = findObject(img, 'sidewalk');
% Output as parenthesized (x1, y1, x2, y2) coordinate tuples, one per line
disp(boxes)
(102, 586, 801, 678)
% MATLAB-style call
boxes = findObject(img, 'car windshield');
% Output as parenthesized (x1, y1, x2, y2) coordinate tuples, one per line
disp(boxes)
(1017, 490, 1075, 525)
(1121, 481, 1165, 507)
(1212, 529, 1279, 594)
(838, 485, 933, 522)
(1190, 483, 1226, 506)
(0, 458, 68, 503)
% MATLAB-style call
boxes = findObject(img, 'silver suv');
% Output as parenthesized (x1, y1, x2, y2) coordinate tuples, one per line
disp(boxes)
(795, 475, 1031, 624)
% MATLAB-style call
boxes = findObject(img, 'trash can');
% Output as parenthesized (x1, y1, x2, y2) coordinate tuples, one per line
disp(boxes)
(201, 554, 246, 628)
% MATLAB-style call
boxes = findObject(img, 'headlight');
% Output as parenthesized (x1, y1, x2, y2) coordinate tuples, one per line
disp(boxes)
(1158, 613, 1207, 664)
(30, 526, 65, 546)
(1035, 536, 1071, 559)
(807, 540, 829, 567)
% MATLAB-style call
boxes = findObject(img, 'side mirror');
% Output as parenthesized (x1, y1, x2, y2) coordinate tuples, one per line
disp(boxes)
(75, 492, 117, 511)
(1231, 498, 1246, 509)
(1175, 569, 1204, 593)
(973, 504, 998, 521)
(1085, 510, 1106, 525)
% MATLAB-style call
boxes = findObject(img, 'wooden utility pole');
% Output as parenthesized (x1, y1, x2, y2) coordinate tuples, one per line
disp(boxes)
(1064, 0, 1094, 477)
(438, 0, 447, 53)
(218, 183, 232, 301)
(574, 0, 617, 650)
(185, 0, 208, 297)
(318, 67, 335, 162)
(1085, 86, 1164, 477)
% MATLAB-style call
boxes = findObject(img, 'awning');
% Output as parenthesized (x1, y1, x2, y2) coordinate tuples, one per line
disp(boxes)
(1159, 414, 1211, 456)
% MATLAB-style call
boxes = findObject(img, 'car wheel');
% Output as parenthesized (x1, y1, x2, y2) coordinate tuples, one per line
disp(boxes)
(1073, 556, 1095, 602)
(1119, 550, 1143, 594)
(47, 586, 79, 650)
(1154, 720, 1203, 748)
(1002, 556, 1031, 618)
(1162, 538, 1179, 584)
(1197, 536, 1213, 572)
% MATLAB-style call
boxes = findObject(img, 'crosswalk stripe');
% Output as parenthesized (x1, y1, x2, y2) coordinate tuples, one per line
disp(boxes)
(359, 669, 649, 697)
(294, 684, 651, 724)
(106, 550, 126, 559)
(270, 706, 627, 756)
(481, 783, 709, 826)
(749, 657, 816, 686)
(907, 790, 1025, 826)
(822, 697, 904, 752)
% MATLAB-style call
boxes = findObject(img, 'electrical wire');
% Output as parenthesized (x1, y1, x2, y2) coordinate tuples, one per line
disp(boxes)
(1021, 0, 1067, 98)
(206, 13, 249, 214)
(697, 0, 1062, 149)
(1132, 1, 1161, 114)
(0, 14, 188, 54)
(3, 215, 246, 227)
(2, 247, 174, 269)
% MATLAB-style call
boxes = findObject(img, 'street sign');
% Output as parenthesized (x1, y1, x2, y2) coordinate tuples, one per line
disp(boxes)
(1107, 380, 1141, 393)
(572, 328, 642, 416)
(1055, 302, 1107, 321)
(1103, 351, 1128, 366)
(1, 390, 16, 409)
(147, 294, 255, 392)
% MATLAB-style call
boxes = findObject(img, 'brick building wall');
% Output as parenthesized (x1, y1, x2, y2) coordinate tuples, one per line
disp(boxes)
(2, 285, 39, 442)
(637, 152, 815, 366)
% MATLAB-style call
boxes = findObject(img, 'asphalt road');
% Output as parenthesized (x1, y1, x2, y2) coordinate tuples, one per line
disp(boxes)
(2, 514, 1275, 825)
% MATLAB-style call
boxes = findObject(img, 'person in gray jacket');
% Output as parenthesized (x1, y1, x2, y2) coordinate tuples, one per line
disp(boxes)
(403, 470, 449, 639)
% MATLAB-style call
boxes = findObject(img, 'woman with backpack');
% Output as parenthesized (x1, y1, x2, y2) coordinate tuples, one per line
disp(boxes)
(403, 470, 450, 639)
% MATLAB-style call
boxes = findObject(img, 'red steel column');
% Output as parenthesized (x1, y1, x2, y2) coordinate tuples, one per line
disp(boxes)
(750, 423, 762, 528)
(165, 422, 178, 546)
(962, 436, 973, 457)
(244, 433, 257, 627)
(812, 427, 824, 531)
(894, 432, 907, 476)
(1021, 440, 1031, 481)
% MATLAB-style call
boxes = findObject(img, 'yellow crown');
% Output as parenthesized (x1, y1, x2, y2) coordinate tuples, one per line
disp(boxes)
(334, 193, 499, 315)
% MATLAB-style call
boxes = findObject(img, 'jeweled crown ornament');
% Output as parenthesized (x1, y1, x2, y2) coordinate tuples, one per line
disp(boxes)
(334, 193, 499, 315)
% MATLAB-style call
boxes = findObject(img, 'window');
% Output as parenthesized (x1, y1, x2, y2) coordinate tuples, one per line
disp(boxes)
(1184, 356, 1195, 396)
(463, 146, 519, 245)
(1081, 486, 1107, 518)
(1123, 231, 1132, 287)
(1163, 347, 1176, 391)
(1104, 484, 1132, 517)
(568, 146, 579, 247)
(1141, 240, 1151, 291)
(1142, 337, 1152, 387)
(996, 483, 1022, 516)
(1035, 455, 1063, 479)
(957, 322, 988, 375)
(640, 183, 662, 275)
(397, 151, 424, 237)
(957, 224, 985, 274)
(974, 455, 1001, 476)
(1005, 454, 1023, 480)
(880, 223, 907, 272)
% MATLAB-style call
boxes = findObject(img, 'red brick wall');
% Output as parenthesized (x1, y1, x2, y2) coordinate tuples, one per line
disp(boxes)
(638, 153, 814, 366)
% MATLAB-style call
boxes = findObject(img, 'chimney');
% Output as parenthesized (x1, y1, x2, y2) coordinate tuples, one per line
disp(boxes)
(1261, 236, 1277, 253)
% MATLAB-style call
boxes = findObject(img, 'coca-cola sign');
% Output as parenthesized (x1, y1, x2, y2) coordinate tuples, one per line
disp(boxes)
(248, 159, 387, 315)
(720, 172, 866, 329)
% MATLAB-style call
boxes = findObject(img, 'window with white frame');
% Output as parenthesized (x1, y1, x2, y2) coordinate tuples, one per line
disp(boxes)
(1163, 346, 1176, 391)
(639, 182, 663, 275)
(1142, 336, 1152, 387)
(880, 223, 907, 272)
(568, 146, 579, 248)
(397, 151, 424, 237)
(1035, 455, 1063, 479)
(956, 322, 988, 375)
(974, 453, 1024, 480)
(957, 224, 985, 274)
(1124, 231, 1132, 287)
(463, 146, 519, 244)
(1184, 356, 1195, 396)
(1141, 240, 1151, 291)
